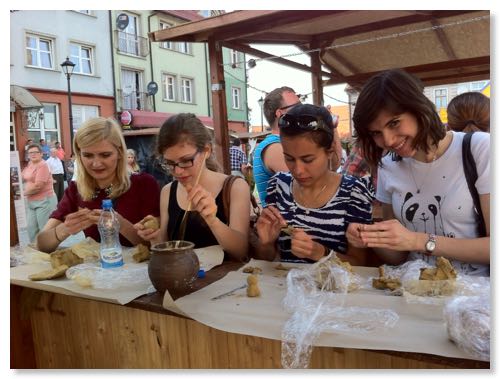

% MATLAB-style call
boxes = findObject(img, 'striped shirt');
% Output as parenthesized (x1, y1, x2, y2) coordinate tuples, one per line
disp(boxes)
(266, 172, 374, 263)
(253, 134, 281, 206)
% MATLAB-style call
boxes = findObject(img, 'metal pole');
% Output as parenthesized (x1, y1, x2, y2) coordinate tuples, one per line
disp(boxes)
(66, 75, 74, 150)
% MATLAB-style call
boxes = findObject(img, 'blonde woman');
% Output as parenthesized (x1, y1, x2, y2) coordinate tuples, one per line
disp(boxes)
(126, 148, 140, 173)
(37, 117, 160, 252)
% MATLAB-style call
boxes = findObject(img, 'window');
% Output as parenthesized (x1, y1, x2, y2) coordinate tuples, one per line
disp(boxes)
(230, 49, 239, 67)
(118, 14, 139, 55)
(232, 87, 241, 109)
(178, 42, 191, 54)
(70, 43, 93, 75)
(73, 105, 99, 131)
(27, 104, 60, 144)
(162, 74, 176, 101)
(470, 81, 488, 92)
(26, 34, 53, 69)
(434, 89, 447, 109)
(121, 69, 144, 110)
(159, 22, 173, 49)
(180, 78, 193, 103)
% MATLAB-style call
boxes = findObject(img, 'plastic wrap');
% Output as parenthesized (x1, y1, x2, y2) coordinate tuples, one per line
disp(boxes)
(281, 252, 399, 368)
(66, 263, 152, 290)
(444, 295, 490, 361)
(10, 245, 50, 267)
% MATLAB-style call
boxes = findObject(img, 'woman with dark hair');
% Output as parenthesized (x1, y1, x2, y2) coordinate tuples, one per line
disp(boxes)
(135, 113, 250, 261)
(447, 91, 490, 133)
(347, 69, 490, 276)
(254, 104, 373, 265)
(36, 117, 160, 252)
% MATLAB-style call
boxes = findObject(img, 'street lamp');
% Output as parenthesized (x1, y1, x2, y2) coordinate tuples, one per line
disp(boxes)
(257, 96, 264, 131)
(61, 57, 75, 148)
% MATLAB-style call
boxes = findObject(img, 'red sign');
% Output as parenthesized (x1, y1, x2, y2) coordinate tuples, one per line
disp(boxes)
(120, 111, 132, 126)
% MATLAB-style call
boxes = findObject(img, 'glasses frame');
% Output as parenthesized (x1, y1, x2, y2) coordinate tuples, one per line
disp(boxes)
(163, 151, 200, 172)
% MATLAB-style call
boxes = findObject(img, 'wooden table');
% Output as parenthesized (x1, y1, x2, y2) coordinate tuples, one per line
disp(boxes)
(11, 262, 489, 369)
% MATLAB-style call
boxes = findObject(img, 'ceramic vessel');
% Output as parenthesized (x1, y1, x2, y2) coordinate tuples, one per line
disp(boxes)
(148, 241, 199, 295)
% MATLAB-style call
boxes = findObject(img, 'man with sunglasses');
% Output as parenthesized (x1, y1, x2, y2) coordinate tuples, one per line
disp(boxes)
(253, 86, 301, 206)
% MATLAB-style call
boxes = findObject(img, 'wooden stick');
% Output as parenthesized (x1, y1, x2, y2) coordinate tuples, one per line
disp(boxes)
(177, 151, 209, 244)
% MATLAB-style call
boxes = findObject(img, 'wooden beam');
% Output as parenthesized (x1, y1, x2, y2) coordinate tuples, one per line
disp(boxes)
(430, 19, 457, 61)
(323, 56, 490, 86)
(223, 41, 336, 79)
(149, 10, 282, 42)
(310, 50, 323, 105)
(208, 37, 230, 174)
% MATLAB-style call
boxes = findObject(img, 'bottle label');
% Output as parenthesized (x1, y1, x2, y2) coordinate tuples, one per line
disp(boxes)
(100, 247, 124, 268)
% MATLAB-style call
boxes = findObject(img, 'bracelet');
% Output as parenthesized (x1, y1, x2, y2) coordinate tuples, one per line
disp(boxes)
(54, 226, 63, 243)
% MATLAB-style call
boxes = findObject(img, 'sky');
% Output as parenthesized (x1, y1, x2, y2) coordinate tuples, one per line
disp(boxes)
(245, 44, 349, 127)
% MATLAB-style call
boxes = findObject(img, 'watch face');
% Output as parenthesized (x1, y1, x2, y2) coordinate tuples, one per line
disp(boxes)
(426, 240, 436, 252)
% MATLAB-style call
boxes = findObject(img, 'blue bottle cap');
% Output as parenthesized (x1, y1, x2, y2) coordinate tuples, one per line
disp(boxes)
(102, 199, 113, 209)
(197, 269, 206, 278)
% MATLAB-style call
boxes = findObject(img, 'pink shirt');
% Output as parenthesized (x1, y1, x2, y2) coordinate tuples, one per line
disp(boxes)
(55, 147, 66, 160)
(21, 161, 55, 201)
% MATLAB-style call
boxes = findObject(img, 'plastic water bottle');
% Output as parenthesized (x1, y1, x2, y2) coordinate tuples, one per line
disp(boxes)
(97, 199, 124, 268)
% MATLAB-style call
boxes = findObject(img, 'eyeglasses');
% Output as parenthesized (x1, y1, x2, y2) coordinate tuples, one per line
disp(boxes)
(278, 114, 333, 136)
(278, 101, 301, 111)
(162, 151, 200, 171)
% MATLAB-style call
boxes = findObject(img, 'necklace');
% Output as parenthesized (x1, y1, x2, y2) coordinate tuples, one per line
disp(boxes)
(92, 183, 114, 200)
(408, 150, 438, 194)
(295, 181, 328, 215)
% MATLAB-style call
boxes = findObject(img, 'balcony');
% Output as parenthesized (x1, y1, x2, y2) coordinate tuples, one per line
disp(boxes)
(115, 30, 149, 57)
(117, 89, 153, 112)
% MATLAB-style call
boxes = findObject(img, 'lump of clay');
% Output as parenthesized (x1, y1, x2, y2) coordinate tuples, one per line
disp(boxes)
(372, 266, 402, 291)
(141, 216, 160, 230)
(132, 243, 151, 263)
(50, 248, 83, 268)
(246, 274, 261, 297)
(419, 256, 457, 280)
(314, 254, 359, 292)
(29, 264, 69, 281)
(405, 257, 457, 297)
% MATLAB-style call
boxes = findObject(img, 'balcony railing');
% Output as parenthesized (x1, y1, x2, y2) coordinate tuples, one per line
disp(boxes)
(114, 30, 149, 57)
(117, 89, 153, 112)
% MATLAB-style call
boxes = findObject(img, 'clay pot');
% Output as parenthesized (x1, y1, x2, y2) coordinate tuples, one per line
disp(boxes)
(148, 241, 199, 296)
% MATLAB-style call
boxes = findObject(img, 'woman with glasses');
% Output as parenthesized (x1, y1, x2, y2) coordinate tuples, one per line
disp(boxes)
(254, 104, 374, 265)
(36, 117, 160, 252)
(21, 144, 58, 243)
(346, 69, 489, 276)
(135, 113, 250, 261)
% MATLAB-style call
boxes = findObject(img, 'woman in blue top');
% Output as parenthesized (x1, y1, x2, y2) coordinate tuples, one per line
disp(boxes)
(254, 104, 373, 265)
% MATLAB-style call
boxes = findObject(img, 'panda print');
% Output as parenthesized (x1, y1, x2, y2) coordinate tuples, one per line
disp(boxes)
(400, 191, 446, 236)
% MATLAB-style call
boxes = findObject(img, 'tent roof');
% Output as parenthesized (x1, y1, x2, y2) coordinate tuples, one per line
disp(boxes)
(149, 10, 489, 89)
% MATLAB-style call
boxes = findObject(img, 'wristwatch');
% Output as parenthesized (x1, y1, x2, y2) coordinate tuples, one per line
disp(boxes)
(424, 234, 437, 256)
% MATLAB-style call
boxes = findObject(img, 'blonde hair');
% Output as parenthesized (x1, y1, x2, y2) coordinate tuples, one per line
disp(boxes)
(73, 117, 130, 201)
(126, 148, 140, 172)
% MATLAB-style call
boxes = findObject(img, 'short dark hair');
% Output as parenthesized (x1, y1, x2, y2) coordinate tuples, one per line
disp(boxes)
(352, 69, 446, 167)
(232, 138, 241, 147)
(27, 143, 42, 153)
(263, 86, 296, 126)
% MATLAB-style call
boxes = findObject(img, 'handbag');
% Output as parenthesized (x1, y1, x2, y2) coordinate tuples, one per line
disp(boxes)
(221, 175, 261, 257)
(462, 132, 487, 237)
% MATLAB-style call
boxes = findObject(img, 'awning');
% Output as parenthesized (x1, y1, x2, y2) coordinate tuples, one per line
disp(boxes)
(127, 110, 214, 128)
(10, 85, 43, 109)
(234, 131, 271, 142)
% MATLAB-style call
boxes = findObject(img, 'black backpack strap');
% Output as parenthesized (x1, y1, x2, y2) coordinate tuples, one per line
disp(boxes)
(462, 132, 487, 237)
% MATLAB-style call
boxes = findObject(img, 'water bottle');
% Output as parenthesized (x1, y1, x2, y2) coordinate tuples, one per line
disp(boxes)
(98, 199, 124, 268)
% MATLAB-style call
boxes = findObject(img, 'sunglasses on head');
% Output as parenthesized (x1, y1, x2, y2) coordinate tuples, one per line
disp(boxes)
(277, 101, 301, 111)
(278, 113, 333, 136)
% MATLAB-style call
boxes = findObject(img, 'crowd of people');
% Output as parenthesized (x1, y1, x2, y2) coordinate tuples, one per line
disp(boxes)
(22, 68, 490, 276)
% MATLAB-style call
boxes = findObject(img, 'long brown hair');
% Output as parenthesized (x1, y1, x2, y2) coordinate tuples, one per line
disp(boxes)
(352, 69, 446, 167)
(447, 92, 490, 133)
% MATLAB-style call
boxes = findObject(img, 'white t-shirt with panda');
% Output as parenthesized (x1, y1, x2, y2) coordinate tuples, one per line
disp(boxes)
(376, 131, 489, 276)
